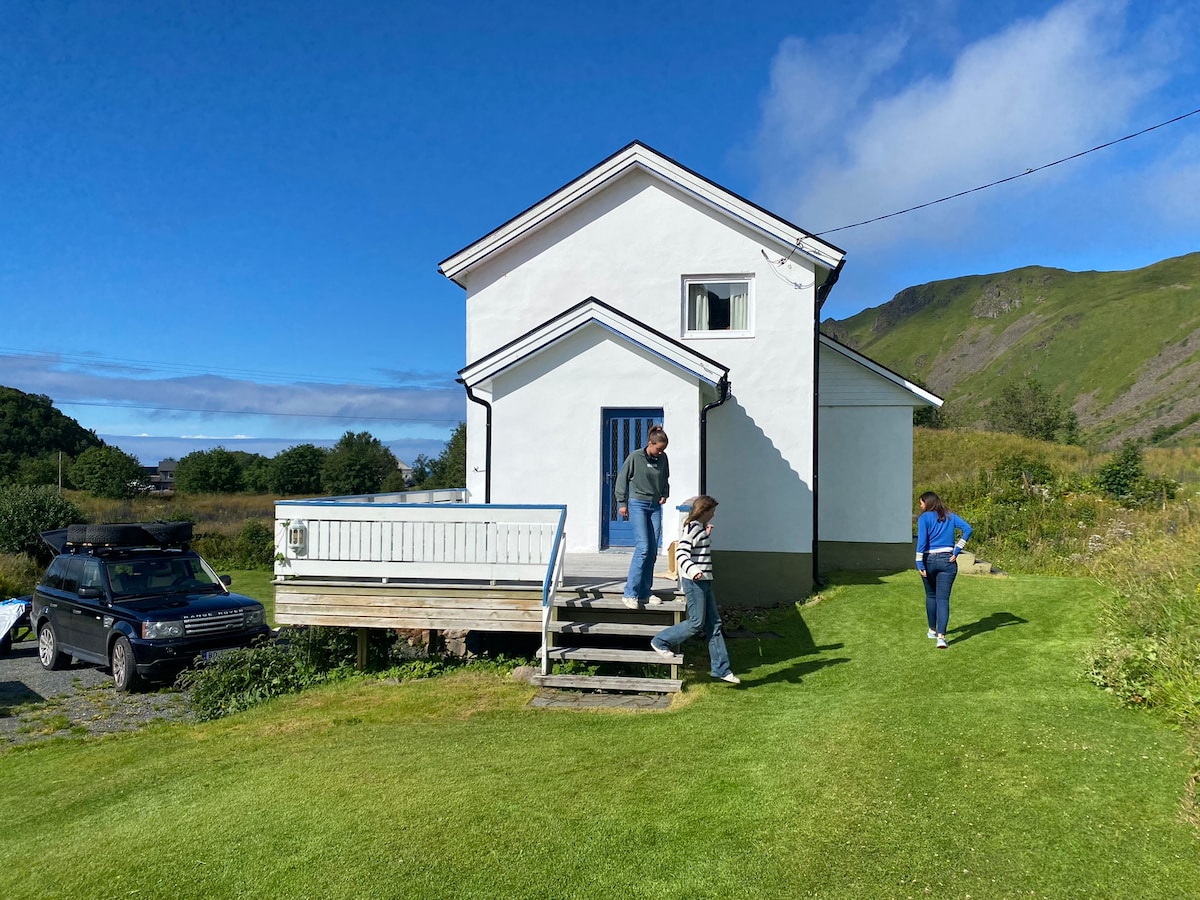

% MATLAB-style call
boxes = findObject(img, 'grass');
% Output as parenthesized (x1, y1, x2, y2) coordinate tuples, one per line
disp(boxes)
(2, 571, 1197, 898)
(224, 568, 276, 624)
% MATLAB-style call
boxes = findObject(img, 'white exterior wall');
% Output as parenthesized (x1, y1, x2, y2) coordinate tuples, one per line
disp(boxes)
(461, 170, 819, 555)
(487, 327, 701, 553)
(818, 347, 921, 544)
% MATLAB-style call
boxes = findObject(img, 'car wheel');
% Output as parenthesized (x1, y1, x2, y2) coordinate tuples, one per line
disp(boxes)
(85, 524, 151, 546)
(37, 621, 69, 670)
(110, 635, 143, 692)
(142, 521, 193, 544)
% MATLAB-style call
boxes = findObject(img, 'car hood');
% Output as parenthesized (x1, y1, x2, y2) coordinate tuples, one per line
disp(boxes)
(115, 591, 262, 616)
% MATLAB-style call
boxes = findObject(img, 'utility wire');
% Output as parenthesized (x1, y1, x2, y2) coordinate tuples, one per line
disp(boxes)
(55, 398, 462, 424)
(808, 106, 1200, 239)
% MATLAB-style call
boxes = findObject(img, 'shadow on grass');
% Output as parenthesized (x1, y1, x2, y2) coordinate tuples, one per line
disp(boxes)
(947, 611, 1028, 645)
(724, 609, 850, 686)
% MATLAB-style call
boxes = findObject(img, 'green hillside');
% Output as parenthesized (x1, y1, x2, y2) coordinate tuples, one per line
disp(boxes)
(823, 251, 1200, 448)
(0, 386, 104, 482)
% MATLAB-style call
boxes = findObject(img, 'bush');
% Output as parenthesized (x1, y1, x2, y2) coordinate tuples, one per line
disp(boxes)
(0, 485, 83, 557)
(180, 641, 326, 721)
(0, 552, 42, 598)
(192, 520, 275, 570)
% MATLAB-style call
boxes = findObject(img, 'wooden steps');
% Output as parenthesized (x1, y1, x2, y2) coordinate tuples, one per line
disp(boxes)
(539, 584, 686, 694)
(532, 674, 683, 693)
(541, 646, 684, 664)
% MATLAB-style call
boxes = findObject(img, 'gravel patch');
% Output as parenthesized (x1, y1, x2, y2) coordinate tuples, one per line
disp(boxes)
(0, 640, 194, 747)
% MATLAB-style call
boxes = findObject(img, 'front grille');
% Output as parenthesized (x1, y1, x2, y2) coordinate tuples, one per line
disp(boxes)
(183, 609, 245, 636)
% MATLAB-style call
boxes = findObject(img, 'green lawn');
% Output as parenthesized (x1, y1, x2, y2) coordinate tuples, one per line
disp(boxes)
(3, 572, 1198, 898)
(224, 568, 276, 623)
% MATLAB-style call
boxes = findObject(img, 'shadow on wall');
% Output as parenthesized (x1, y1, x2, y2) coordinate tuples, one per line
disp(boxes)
(705, 396, 810, 551)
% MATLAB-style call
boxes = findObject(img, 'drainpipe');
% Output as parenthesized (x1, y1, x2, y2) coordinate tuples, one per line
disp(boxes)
(456, 378, 491, 503)
(699, 376, 731, 494)
(812, 258, 846, 589)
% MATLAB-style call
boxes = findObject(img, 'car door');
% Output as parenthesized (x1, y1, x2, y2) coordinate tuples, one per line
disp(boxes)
(54, 557, 85, 650)
(71, 558, 110, 660)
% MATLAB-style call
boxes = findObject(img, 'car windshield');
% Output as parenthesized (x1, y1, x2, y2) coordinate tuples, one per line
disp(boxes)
(105, 556, 223, 596)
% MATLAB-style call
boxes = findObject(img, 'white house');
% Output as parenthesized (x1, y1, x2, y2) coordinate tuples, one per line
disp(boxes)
(441, 142, 939, 606)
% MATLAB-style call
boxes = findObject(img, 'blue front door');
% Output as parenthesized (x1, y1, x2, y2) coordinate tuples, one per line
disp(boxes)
(601, 408, 664, 549)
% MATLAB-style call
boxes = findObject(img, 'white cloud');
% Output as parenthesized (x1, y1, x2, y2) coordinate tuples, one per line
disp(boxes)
(756, 0, 1187, 265)
(0, 353, 464, 427)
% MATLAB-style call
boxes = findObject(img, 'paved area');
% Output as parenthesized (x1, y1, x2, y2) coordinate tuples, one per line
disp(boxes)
(0, 639, 192, 746)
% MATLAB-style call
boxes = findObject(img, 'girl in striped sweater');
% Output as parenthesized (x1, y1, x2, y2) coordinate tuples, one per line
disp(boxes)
(650, 495, 739, 684)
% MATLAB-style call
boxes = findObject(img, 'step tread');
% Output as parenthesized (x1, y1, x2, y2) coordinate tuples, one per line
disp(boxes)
(548, 622, 664, 637)
(532, 674, 682, 693)
(553, 597, 685, 611)
(541, 646, 683, 664)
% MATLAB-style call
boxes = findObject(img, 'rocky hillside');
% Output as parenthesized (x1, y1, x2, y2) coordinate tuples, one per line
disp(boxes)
(822, 252, 1200, 448)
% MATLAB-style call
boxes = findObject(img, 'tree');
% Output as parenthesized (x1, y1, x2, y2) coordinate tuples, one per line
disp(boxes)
(0, 484, 82, 556)
(240, 455, 273, 494)
(413, 423, 466, 490)
(0, 387, 103, 483)
(175, 447, 244, 493)
(70, 446, 145, 499)
(270, 444, 328, 496)
(988, 378, 1078, 443)
(321, 431, 397, 496)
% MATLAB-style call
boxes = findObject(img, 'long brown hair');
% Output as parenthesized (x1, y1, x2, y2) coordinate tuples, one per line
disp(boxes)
(684, 494, 718, 525)
(919, 490, 950, 522)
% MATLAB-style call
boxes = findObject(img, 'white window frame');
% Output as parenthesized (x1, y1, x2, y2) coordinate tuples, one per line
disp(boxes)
(681, 275, 754, 339)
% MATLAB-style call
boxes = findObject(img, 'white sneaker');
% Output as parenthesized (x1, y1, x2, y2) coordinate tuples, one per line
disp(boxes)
(717, 673, 741, 684)
(621, 597, 639, 610)
(927, 629, 937, 639)
(648, 596, 663, 605)
(649, 641, 674, 659)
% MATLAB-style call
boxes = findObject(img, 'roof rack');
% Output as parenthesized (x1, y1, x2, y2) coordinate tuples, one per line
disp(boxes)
(41, 521, 195, 555)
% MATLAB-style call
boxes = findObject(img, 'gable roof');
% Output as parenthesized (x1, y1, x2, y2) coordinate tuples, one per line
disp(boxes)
(458, 297, 730, 389)
(818, 333, 943, 407)
(439, 141, 846, 286)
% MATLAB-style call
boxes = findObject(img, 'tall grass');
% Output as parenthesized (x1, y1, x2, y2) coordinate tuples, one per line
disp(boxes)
(916, 427, 1200, 819)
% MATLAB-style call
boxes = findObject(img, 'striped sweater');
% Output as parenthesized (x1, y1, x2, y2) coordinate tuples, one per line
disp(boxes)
(675, 519, 713, 581)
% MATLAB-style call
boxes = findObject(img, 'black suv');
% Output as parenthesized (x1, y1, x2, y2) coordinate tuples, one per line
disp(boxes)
(30, 522, 270, 690)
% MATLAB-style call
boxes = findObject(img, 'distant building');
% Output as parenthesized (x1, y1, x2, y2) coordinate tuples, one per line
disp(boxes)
(140, 459, 177, 492)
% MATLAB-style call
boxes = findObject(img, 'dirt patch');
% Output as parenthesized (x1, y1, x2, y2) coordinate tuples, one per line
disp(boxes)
(0, 640, 193, 747)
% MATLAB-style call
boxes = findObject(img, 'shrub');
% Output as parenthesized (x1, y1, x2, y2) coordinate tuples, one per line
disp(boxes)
(180, 641, 327, 721)
(0, 485, 83, 557)
(0, 552, 42, 598)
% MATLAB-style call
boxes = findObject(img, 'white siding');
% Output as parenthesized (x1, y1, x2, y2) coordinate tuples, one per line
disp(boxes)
(463, 169, 819, 555)
(818, 405, 914, 544)
(819, 345, 925, 406)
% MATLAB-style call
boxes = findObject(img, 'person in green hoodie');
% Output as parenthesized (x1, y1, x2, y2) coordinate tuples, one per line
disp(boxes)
(615, 424, 670, 609)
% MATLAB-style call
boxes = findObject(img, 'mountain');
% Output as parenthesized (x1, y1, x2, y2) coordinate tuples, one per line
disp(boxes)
(0, 386, 104, 482)
(821, 251, 1200, 448)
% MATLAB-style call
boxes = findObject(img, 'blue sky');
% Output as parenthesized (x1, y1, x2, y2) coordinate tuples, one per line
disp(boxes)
(3, 0, 1198, 465)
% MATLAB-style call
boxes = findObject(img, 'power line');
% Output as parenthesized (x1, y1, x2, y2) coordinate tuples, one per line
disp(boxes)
(55, 398, 462, 424)
(809, 106, 1200, 239)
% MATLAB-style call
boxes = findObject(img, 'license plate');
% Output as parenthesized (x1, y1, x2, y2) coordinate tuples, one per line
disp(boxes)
(202, 648, 235, 662)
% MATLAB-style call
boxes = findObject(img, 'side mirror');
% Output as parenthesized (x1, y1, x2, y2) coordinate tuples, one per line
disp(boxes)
(77, 586, 103, 600)
(219, 575, 232, 586)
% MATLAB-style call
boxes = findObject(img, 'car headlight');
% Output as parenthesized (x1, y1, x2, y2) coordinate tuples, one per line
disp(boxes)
(142, 620, 185, 639)
(244, 607, 266, 627)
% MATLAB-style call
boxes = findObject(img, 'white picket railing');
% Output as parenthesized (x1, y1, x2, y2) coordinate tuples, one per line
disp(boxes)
(275, 499, 567, 602)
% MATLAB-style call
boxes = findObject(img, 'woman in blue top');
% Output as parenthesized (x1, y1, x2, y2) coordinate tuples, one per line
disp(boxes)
(915, 491, 973, 649)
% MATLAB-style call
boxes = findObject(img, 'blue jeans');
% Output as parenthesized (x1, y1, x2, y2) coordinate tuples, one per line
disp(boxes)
(921, 553, 958, 636)
(654, 577, 732, 678)
(622, 498, 662, 601)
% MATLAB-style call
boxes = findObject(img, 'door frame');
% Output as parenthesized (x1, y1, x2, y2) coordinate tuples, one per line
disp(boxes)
(600, 407, 664, 549)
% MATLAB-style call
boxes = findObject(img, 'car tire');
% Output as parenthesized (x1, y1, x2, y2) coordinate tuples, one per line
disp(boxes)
(141, 521, 193, 544)
(66, 524, 90, 544)
(37, 621, 70, 670)
(110, 635, 143, 692)
(84, 524, 151, 547)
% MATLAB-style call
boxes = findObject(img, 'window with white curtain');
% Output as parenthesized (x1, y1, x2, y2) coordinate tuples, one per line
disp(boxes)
(682, 278, 752, 337)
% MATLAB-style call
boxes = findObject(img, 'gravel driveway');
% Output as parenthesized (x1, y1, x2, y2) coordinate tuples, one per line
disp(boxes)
(0, 638, 193, 746)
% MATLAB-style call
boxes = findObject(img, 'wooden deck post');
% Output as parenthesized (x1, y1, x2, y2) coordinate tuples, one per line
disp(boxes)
(357, 627, 369, 670)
